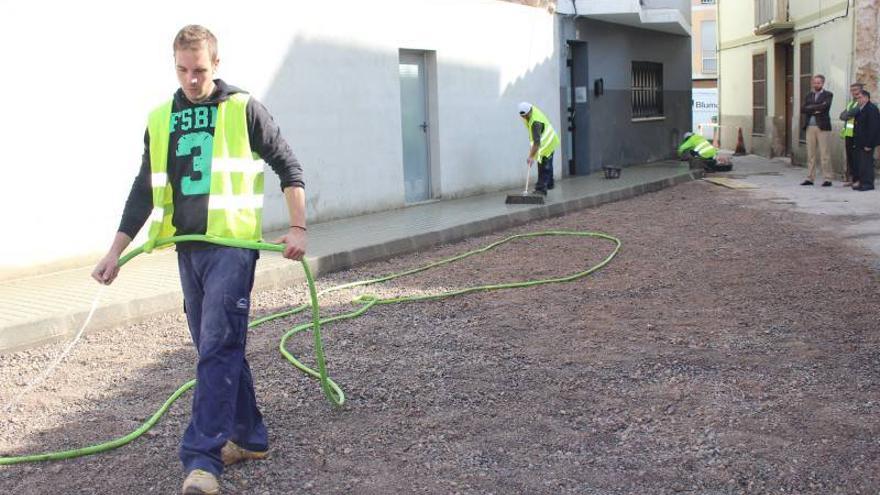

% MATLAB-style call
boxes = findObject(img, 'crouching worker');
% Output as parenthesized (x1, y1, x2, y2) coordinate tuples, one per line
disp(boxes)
(677, 131, 721, 171)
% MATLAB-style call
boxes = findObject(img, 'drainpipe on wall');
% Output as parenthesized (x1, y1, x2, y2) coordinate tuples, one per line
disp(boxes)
(850, 0, 856, 87)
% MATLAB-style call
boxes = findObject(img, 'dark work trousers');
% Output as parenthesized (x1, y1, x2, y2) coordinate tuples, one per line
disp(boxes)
(177, 246, 266, 476)
(845, 137, 857, 182)
(536, 153, 555, 191)
(856, 147, 875, 188)
(689, 150, 717, 170)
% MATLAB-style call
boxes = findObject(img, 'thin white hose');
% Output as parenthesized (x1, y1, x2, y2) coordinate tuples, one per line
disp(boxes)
(3, 285, 106, 414)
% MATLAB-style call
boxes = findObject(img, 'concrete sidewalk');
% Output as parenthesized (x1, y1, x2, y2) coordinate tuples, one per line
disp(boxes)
(720, 154, 880, 260)
(0, 161, 699, 353)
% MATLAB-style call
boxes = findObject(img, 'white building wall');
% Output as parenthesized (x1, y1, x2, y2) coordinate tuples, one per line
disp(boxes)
(0, 0, 560, 276)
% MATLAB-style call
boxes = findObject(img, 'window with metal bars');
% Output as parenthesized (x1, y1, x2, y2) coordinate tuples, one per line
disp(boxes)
(631, 62, 663, 119)
(752, 53, 767, 135)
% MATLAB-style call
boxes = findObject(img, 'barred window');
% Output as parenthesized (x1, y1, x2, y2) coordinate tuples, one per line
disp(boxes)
(631, 62, 663, 119)
(752, 53, 767, 135)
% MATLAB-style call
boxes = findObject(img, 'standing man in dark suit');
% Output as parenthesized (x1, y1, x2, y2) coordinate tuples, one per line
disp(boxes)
(851, 89, 880, 191)
(800, 74, 834, 187)
(839, 82, 864, 187)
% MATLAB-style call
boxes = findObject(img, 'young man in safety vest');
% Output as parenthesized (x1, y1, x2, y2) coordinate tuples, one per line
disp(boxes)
(91, 25, 307, 495)
(839, 82, 864, 187)
(518, 102, 560, 195)
(677, 131, 718, 170)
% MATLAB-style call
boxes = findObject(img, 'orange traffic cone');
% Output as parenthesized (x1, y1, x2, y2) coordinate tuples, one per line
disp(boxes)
(733, 127, 747, 156)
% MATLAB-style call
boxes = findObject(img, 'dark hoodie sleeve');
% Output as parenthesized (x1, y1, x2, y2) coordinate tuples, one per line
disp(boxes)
(117, 129, 153, 238)
(531, 121, 544, 144)
(247, 98, 304, 190)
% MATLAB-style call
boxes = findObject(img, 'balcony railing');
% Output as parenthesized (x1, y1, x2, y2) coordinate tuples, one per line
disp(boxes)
(754, 0, 794, 34)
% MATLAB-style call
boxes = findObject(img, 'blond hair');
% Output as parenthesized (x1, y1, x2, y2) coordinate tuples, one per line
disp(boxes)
(173, 25, 218, 61)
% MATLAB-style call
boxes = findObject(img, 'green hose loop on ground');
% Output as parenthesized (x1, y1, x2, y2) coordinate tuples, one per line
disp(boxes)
(0, 230, 620, 465)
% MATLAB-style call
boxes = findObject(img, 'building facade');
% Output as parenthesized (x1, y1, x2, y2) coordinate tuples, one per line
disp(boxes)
(717, 0, 879, 171)
(557, 0, 693, 174)
(0, 0, 694, 277)
(692, 0, 719, 138)
(692, 0, 718, 87)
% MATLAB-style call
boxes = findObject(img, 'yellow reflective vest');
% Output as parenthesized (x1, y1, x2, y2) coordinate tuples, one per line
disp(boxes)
(678, 134, 717, 159)
(841, 100, 857, 138)
(525, 106, 560, 159)
(144, 93, 264, 252)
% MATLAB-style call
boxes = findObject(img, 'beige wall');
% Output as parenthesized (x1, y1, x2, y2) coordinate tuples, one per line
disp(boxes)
(718, 0, 858, 173)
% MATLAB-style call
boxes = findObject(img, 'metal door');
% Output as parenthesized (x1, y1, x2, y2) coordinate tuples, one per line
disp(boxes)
(399, 50, 431, 203)
(568, 41, 592, 175)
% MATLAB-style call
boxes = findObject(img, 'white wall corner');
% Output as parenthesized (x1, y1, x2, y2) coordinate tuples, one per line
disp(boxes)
(556, 0, 576, 15)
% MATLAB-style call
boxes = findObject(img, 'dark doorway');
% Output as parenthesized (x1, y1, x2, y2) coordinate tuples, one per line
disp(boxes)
(568, 40, 590, 175)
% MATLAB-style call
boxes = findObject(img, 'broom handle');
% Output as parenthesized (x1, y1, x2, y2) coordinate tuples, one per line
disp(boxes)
(523, 159, 531, 194)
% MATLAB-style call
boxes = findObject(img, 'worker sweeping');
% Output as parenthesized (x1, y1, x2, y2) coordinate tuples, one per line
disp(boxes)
(519, 102, 560, 195)
(677, 131, 721, 171)
(90, 25, 306, 495)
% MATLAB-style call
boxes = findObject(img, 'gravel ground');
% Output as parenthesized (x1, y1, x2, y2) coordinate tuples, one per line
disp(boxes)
(1, 180, 879, 494)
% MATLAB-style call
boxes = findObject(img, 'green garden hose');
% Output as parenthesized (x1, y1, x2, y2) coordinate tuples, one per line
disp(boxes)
(0, 230, 620, 465)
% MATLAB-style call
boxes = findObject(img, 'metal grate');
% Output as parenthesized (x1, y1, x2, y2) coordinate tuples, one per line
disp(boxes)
(631, 61, 663, 119)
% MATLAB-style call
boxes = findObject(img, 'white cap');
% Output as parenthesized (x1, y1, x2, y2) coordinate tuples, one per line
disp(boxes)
(683, 131, 693, 139)
(518, 102, 533, 115)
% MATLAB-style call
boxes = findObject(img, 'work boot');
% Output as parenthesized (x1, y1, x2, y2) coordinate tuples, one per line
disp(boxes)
(182, 469, 219, 495)
(221, 440, 268, 466)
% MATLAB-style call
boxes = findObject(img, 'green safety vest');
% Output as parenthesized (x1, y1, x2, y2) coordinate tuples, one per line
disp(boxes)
(144, 93, 264, 252)
(678, 134, 717, 159)
(525, 106, 560, 159)
(841, 100, 857, 138)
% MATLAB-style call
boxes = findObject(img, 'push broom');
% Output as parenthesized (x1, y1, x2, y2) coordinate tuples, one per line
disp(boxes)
(506, 159, 545, 205)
